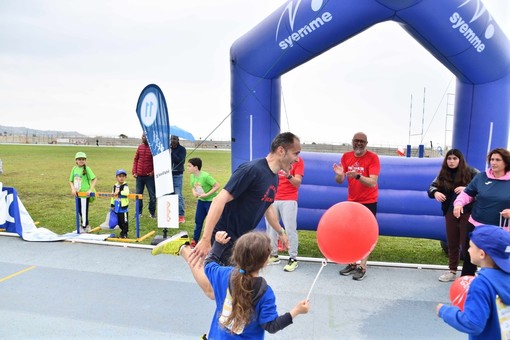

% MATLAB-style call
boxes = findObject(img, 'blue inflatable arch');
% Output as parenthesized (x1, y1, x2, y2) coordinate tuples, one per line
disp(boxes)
(230, 0, 510, 240)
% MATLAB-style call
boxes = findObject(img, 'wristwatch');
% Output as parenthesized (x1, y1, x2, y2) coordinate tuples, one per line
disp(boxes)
(287, 174, 293, 180)
(355, 174, 361, 180)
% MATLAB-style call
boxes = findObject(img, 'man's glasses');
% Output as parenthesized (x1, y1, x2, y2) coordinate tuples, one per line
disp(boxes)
(352, 139, 367, 144)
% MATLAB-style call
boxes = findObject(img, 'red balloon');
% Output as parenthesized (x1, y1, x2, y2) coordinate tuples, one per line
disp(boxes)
(449, 275, 475, 311)
(316, 201, 379, 263)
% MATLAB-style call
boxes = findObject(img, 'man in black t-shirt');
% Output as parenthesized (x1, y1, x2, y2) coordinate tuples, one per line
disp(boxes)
(191, 132, 302, 266)
(152, 132, 302, 300)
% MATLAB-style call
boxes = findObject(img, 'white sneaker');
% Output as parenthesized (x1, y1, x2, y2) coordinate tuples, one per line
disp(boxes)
(79, 226, 91, 233)
(438, 271, 457, 282)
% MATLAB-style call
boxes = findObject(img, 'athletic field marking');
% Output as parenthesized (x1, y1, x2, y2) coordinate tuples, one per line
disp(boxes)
(0, 265, 36, 283)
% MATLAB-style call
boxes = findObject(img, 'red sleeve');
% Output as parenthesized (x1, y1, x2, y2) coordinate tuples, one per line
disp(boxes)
(132, 147, 140, 175)
(292, 157, 305, 176)
(368, 152, 381, 176)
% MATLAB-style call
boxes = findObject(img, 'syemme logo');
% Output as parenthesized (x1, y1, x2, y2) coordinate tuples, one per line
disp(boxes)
(276, 0, 333, 50)
(450, 0, 495, 53)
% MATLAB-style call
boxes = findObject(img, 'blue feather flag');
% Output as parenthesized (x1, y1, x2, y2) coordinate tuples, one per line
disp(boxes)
(136, 84, 170, 155)
(135, 84, 173, 197)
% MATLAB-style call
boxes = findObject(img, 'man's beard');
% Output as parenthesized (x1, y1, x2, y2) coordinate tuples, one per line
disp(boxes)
(353, 147, 365, 156)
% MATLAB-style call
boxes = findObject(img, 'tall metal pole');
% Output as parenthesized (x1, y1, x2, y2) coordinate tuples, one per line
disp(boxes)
(445, 93, 455, 150)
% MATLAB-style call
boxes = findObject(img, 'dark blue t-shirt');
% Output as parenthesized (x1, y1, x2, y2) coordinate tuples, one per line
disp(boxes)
(214, 158, 278, 241)
(465, 172, 510, 225)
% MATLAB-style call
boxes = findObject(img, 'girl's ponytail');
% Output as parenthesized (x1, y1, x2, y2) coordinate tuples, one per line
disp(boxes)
(221, 232, 271, 333)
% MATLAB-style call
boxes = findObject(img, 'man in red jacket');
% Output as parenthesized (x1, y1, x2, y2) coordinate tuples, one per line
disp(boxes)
(132, 134, 156, 218)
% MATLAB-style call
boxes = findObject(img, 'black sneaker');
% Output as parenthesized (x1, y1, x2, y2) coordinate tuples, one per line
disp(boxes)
(353, 266, 367, 281)
(339, 264, 357, 276)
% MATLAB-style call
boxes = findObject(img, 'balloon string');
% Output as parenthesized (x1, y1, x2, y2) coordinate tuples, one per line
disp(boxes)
(306, 259, 328, 301)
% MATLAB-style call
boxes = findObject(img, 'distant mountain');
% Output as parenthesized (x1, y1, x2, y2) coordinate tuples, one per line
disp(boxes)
(0, 125, 86, 137)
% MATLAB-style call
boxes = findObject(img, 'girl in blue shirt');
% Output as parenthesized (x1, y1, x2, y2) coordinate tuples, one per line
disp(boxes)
(202, 231, 309, 339)
(154, 231, 309, 339)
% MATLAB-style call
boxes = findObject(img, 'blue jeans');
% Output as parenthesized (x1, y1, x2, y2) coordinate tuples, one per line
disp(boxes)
(136, 176, 156, 215)
(172, 174, 185, 216)
(193, 200, 212, 242)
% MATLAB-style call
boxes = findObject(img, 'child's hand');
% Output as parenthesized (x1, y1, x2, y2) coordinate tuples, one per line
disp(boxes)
(215, 231, 231, 244)
(436, 303, 443, 316)
(291, 299, 310, 318)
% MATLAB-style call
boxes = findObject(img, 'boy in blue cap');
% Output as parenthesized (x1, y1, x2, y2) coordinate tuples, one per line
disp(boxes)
(111, 169, 129, 238)
(436, 224, 510, 339)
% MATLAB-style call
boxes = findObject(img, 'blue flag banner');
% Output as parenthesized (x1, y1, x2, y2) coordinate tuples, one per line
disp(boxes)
(136, 84, 170, 155)
(135, 84, 174, 197)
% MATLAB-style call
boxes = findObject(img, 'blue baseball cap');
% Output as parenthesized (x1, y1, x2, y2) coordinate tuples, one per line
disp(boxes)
(115, 169, 127, 176)
(470, 225, 510, 273)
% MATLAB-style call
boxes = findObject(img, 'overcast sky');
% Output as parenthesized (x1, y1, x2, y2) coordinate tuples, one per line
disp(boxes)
(1, 0, 509, 147)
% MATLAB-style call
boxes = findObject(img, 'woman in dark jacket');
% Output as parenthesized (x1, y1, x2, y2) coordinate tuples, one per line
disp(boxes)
(428, 149, 478, 282)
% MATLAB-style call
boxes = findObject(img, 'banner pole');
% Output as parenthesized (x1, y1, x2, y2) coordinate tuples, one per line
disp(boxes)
(75, 196, 80, 233)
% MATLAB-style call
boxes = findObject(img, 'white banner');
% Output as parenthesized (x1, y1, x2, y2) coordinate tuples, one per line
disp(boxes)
(153, 150, 174, 198)
(157, 194, 179, 229)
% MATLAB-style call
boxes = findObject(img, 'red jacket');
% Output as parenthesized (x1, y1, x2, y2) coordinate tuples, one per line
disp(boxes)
(132, 143, 154, 176)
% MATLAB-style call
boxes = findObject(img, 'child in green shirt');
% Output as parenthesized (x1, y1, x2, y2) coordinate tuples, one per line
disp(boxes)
(187, 158, 220, 246)
(69, 151, 97, 233)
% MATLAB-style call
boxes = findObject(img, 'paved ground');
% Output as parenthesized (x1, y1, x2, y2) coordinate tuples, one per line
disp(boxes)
(0, 234, 463, 339)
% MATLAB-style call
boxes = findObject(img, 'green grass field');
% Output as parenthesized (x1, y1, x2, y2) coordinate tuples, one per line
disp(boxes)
(0, 144, 449, 266)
